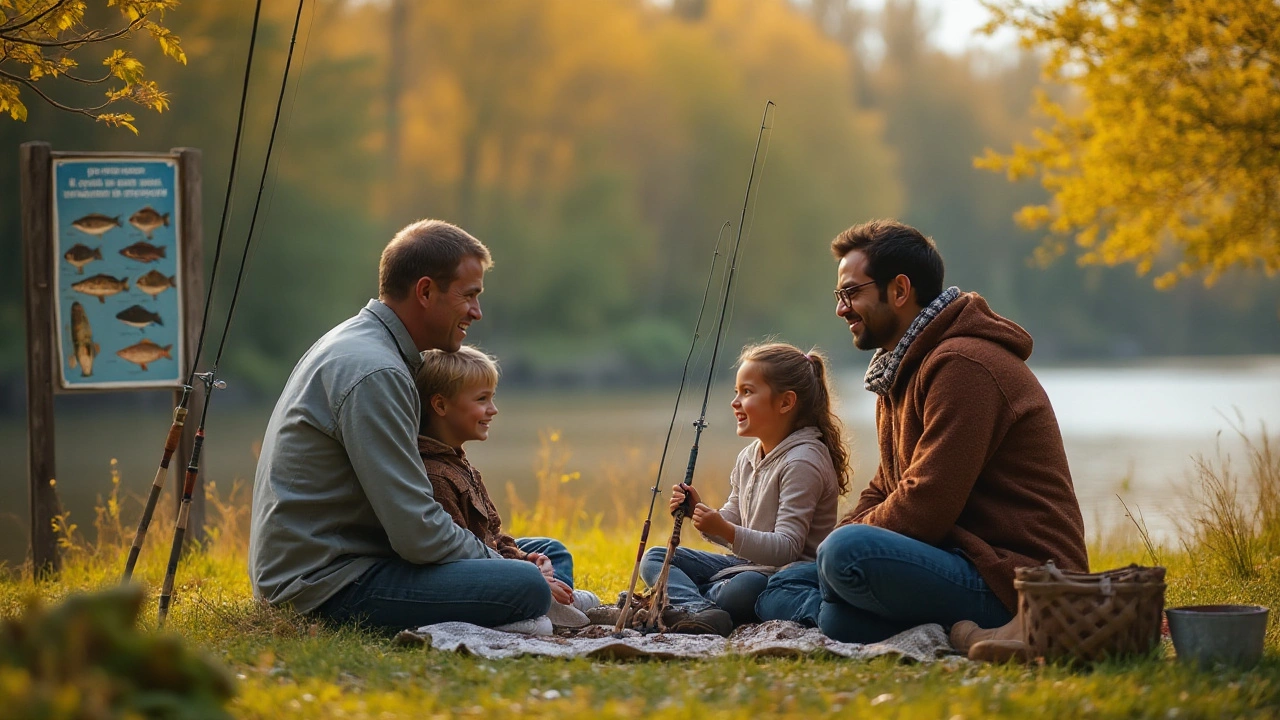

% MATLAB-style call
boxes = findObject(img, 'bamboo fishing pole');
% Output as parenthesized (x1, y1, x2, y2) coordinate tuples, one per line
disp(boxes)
(614, 221, 730, 633)
(158, 0, 310, 626)
(121, 0, 266, 584)
(645, 100, 774, 631)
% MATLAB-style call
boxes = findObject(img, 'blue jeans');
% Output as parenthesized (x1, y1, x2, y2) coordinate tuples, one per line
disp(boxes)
(755, 524, 1012, 643)
(314, 536, 572, 633)
(640, 546, 770, 626)
(516, 537, 574, 587)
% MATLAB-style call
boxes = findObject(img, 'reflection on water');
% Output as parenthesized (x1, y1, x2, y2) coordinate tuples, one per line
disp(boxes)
(1, 357, 1278, 564)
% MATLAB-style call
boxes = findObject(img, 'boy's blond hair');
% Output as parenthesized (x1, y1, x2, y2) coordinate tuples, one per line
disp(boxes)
(415, 345, 500, 402)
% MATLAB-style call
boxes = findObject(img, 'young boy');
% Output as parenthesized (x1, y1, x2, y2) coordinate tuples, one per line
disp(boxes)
(416, 345, 598, 631)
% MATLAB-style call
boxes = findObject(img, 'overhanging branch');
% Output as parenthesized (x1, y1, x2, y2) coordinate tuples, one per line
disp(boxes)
(0, 15, 145, 48)
(0, 66, 97, 117)
(0, 0, 72, 34)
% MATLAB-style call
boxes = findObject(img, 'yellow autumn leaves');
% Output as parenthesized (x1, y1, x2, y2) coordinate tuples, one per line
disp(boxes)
(979, 0, 1280, 287)
(0, 0, 185, 133)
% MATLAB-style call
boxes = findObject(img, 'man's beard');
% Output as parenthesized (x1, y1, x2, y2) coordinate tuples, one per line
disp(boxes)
(853, 309, 899, 351)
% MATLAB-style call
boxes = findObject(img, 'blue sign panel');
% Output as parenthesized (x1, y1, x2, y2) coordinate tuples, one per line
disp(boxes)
(52, 157, 184, 389)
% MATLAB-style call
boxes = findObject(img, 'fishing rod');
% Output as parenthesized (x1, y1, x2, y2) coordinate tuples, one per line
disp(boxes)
(121, 0, 266, 584)
(613, 220, 730, 633)
(645, 100, 774, 631)
(157, 0, 311, 627)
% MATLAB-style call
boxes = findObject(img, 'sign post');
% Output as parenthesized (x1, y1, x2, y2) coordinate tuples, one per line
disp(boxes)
(21, 142, 204, 577)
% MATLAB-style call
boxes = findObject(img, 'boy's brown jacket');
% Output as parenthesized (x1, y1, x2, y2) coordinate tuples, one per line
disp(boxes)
(417, 435, 527, 561)
(844, 292, 1088, 612)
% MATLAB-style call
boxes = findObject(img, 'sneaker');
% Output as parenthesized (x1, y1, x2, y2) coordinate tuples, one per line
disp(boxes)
(493, 615, 554, 636)
(571, 589, 602, 612)
(663, 607, 733, 637)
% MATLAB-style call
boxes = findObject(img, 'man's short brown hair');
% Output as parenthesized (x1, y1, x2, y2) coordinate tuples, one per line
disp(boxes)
(831, 219, 945, 305)
(378, 219, 493, 301)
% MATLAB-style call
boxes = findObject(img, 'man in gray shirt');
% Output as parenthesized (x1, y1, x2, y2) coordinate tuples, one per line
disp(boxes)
(249, 219, 551, 631)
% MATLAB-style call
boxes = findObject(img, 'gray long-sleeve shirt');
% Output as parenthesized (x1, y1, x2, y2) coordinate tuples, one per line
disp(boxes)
(248, 300, 497, 613)
(704, 426, 840, 566)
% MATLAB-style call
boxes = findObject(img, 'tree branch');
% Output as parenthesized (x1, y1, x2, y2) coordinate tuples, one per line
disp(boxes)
(0, 66, 97, 117)
(0, 0, 71, 34)
(0, 15, 145, 48)
(60, 68, 114, 84)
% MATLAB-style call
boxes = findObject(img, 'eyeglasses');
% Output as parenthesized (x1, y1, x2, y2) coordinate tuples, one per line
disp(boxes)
(833, 279, 877, 307)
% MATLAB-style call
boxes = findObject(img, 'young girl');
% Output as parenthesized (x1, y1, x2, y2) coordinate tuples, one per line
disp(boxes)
(639, 341, 850, 635)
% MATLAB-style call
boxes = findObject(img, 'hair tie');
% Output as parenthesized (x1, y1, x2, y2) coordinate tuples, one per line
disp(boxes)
(805, 352, 818, 368)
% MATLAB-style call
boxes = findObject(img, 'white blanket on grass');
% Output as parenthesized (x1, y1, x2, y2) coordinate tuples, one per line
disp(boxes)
(395, 620, 955, 662)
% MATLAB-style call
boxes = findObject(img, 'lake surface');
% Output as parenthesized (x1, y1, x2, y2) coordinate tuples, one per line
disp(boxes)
(2, 356, 1278, 565)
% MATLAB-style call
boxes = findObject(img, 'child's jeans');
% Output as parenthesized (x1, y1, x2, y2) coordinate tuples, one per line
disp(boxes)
(516, 536, 574, 587)
(640, 546, 770, 625)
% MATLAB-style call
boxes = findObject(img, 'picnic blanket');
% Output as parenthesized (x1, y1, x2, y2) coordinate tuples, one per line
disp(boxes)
(395, 619, 955, 662)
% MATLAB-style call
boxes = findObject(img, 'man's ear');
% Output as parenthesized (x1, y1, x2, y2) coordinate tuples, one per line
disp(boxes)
(429, 393, 449, 417)
(890, 274, 915, 309)
(778, 389, 797, 415)
(415, 276, 435, 307)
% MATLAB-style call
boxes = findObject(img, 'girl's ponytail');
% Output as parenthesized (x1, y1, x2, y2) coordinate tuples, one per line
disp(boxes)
(738, 342, 851, 494)
(804, 351, 850, 494)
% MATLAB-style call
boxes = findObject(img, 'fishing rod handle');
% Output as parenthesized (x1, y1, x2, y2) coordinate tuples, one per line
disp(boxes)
(674, 440, 701, 516)
(121, 467, 167, 582)
(162, 405, 188, 466)
(180, 429, 205, 498)
(157, 499, 193, 625)
(636, 520, 651, 561)
(122, 403, 189, 582)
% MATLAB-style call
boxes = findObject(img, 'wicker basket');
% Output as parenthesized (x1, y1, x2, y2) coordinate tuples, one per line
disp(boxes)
(1014, 561, 1166, 663)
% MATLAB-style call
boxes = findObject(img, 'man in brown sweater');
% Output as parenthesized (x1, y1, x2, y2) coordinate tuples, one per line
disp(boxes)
(754, 219, 1088, 643)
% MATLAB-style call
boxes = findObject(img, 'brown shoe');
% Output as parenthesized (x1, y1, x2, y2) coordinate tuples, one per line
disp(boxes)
(664, 607, 733, 637)
(585, 605, 623, 626)
(949, 613, 1023, 654)
(969, 639, 1031, 663)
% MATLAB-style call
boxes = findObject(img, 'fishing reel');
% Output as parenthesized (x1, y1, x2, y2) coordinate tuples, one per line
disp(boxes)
(193, 371, 227, 391)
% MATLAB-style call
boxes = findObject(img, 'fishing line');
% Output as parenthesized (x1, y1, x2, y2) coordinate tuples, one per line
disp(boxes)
(717, 118, 773, 369)
(187, 0, 267, 387)
(620, 100, 776, 631)
(205, 0, 318, 386)
(613, 221, 730, 632)
(121, 0, 267, 583)
(157, 0, 312, 626)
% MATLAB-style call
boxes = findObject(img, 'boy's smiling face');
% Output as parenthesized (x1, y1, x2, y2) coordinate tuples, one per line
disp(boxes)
(431, 381, 498, 448)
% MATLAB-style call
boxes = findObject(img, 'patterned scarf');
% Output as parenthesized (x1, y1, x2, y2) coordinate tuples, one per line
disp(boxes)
(863, 286, 962, 396)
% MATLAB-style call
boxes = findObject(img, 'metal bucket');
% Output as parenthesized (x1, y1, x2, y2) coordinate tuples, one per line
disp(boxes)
(1166, 604, 1269, 669)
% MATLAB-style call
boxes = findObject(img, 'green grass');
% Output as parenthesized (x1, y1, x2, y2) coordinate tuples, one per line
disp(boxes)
(4, 430, 1280, 719)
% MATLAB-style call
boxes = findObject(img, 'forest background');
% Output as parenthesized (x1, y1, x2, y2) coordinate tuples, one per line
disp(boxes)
(3, 0, 1279, 410)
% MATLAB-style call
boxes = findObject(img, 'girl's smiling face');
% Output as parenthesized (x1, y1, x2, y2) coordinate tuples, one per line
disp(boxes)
(731, 360, 794, 446)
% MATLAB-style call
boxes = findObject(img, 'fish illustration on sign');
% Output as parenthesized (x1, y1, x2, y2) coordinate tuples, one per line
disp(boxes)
(116, 305, 164, 329)
(116, 338, 173, 371)
(136, 270, 177, 299)
(71, 274, 129, 303)
(71, 214, 121, 236)
(128, 207, 170, 239)
(67, 302, 100, 377)
(63, 244, 103, 274)
(119, 241, 166, 263)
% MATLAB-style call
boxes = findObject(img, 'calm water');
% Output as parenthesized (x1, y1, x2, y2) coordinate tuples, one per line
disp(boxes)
(2, 356, 1278, 565)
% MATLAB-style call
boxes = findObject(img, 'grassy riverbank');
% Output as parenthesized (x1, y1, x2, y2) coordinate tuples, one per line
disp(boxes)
(3, 430, 1279, 719)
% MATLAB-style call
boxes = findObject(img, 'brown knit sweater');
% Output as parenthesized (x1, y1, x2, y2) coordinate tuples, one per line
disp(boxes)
(843, 292, 1088, 611)
(417, 435, 527, 561)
